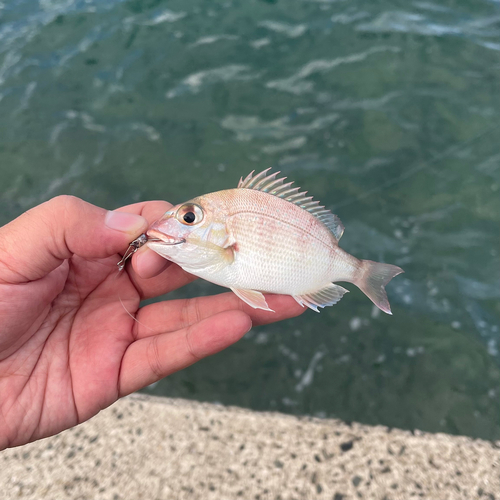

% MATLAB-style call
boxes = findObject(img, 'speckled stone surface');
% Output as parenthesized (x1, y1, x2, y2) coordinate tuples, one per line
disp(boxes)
(1, 394, 499, 500)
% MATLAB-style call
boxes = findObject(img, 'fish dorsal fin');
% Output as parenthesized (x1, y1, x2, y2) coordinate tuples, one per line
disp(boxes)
(238, 168, 345, 241)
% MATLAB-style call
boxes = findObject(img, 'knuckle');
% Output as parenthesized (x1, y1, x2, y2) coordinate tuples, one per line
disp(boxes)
(49, 194, 81, 212)
(47, 196, 85, 230)
(181, 298, 203, 328)
(146, 336, 164, 380)
(45, 196, 83, 253)
(185, 328, 201, 362)
(192, 299, 203, 324)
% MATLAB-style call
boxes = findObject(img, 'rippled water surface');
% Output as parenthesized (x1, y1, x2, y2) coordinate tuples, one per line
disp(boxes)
(1, 0, 499, 439)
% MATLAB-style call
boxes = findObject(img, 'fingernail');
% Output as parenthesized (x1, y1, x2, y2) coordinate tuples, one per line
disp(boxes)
(105, 211, 147, 234)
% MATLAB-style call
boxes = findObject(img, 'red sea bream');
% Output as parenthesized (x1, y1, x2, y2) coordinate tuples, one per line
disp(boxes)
(147, 169, 403, 313)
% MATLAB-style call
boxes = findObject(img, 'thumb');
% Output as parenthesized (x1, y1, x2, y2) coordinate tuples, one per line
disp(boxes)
(0, 195, 148, 283)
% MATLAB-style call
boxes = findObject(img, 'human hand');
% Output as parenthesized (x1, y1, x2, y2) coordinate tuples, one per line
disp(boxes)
(0, 196, 304, 450)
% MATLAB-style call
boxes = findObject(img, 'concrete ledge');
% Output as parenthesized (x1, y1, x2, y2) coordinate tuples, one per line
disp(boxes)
(2, 394, 499, 499)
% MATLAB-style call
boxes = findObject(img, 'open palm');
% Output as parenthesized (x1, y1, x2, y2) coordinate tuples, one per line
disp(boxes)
(0, 197, 303, 450)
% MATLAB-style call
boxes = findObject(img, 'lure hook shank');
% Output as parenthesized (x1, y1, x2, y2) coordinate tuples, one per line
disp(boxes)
(117, 233, 148, 272)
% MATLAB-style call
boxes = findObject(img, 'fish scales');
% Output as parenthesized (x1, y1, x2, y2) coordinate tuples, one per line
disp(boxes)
(146, 169, 403, 313)
(215, 188, 356, 294)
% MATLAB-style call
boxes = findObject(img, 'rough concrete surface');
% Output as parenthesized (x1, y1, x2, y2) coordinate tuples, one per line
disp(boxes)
(1, 394, 499, 500)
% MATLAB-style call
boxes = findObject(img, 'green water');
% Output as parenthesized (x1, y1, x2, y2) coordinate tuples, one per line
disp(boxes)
(1, 0, 499, 439)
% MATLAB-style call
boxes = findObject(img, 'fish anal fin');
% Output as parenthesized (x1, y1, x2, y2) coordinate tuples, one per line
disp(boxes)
(293, 283, 349, 313)
(237, 169, 344, 241)
(230, 288, 274, 312)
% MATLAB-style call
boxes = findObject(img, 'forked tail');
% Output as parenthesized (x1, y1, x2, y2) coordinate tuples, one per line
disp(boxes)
(354, 260, 404, 315)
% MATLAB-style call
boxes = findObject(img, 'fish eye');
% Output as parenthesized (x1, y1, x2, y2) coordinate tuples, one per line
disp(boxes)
(176, 203, 204, 225)
(183, 212, 195, 224)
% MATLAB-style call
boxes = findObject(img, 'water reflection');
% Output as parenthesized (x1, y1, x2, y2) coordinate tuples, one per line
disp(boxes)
(0, 0, 499, 439)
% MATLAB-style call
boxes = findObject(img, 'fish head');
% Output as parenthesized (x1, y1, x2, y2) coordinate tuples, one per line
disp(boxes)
(146, 194, 233, 273)
(147, 201, 204, 245)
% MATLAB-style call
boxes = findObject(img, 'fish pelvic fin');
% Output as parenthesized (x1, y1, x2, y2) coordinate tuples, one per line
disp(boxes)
(355, 260, 404, 315)
(293, 283, 349, 313)
(230, 288, 274, 312)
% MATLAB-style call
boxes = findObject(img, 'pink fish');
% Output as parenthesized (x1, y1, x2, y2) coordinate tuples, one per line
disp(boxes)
(147, 169, 403, 313)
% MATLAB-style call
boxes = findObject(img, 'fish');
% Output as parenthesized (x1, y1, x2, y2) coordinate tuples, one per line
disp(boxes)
(146, 169, 403, 313)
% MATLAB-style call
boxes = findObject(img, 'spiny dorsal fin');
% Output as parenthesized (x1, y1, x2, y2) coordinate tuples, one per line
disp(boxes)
(238, 168, 345, 241)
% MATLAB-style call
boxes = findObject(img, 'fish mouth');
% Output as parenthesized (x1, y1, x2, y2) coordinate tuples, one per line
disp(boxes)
(147, 229, 185, 246)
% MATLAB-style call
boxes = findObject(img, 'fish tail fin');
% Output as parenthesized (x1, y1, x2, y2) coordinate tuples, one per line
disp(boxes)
(354, 260, 404, 315)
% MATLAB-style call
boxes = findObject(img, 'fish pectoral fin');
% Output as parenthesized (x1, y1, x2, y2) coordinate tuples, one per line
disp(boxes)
(293, 283, 349, 313)
(222, 233, 237, 249)
(221, 245, 235, 265)
(230, 288, 274, 312)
